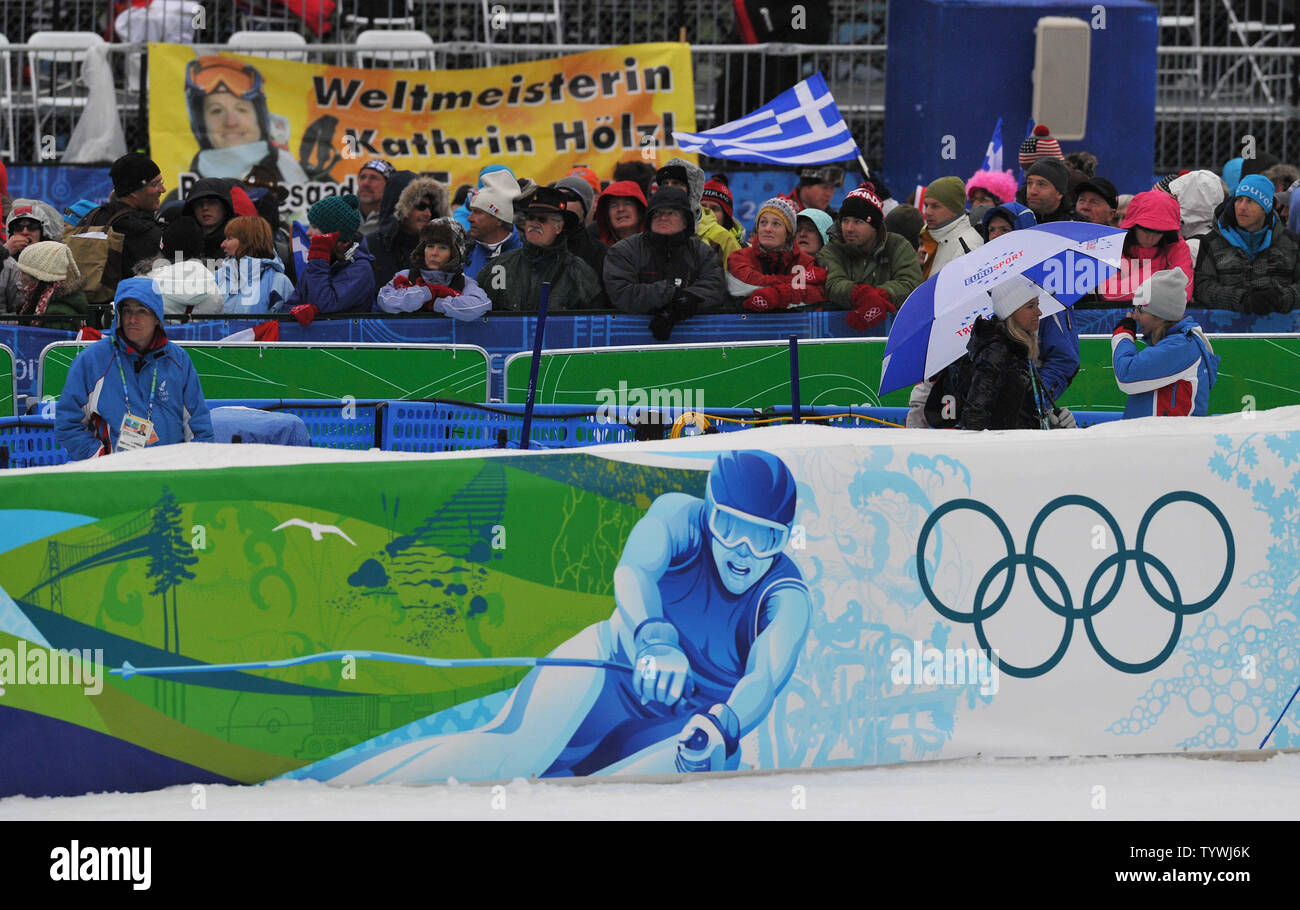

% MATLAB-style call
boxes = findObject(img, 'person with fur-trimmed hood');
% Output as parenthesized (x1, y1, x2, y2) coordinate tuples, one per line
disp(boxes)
(377, 218, 489, 321)
(816, 185, 922, 331)
(726, 196, 827, 311)
(13, 241, 90, 331)
(481, 186, 605, 312)
(654, 157, 740, 265)
(603, 185, 726, 339)
(368, 172, 450, 289)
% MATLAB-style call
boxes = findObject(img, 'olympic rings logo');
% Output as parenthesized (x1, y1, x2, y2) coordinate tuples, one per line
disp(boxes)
(916, 493, 1234, 678)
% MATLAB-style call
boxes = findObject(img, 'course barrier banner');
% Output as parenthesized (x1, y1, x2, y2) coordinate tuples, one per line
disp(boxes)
(147, 41, 696, 206)
(0, 409, 1296, 796)
(0, 345, 14, 419)
(7, 317, 1298, 408)
(38, 342, 491, 402)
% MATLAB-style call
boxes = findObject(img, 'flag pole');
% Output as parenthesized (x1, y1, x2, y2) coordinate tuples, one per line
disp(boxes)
(856, 152, 871, 181)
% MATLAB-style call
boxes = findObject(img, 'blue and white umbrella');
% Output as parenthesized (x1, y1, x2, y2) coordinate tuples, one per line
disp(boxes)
(879, 222, 1127, 396)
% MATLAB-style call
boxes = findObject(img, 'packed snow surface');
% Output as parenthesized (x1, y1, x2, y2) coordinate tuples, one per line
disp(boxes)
(3, 754, 1297, 820)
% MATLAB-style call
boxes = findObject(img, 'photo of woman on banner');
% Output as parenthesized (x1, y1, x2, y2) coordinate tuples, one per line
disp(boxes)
(185, 56, 311, 188)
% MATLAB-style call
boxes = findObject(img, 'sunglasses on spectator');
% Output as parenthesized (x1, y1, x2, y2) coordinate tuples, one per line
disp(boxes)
(525, 212, 563, 223)
(10, 220, 41, 233)
(413, 200, 433, 212)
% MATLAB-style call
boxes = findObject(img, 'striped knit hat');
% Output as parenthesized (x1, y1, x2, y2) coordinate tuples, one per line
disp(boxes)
(755, 196, 799, 242)
(1018, 124, 1064, 170)
(701, 178, 734, 219)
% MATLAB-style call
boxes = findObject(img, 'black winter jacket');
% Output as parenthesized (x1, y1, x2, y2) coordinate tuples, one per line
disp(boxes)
(181, 177, 238, 261)
(957, 317, 1048, 430)
(75, 199, 163, 278)
(1193, 205, 1300, 313)
(602, 229, 726, 314)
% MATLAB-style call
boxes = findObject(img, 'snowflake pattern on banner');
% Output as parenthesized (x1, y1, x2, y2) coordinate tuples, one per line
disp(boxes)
(749, 447, 993, 769)
(1110, 431, 1300, 748)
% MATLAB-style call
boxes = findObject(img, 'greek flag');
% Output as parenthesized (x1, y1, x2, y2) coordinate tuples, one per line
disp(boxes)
(672, 74, 858, 165)
(981, 118, 1003, 173)
(291, 220, 309, 279)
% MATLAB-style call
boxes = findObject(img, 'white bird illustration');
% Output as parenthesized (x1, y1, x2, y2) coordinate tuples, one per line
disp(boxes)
(273, 519, 357, 545)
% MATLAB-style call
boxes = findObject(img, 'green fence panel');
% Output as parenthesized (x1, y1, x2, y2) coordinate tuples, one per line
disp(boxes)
(505, 340, 910, 408)
(506, 335, 1300, 413)
(0, 345, 14, 418)
(1059, 335, 1300, 413)
(39, 343, 491, 403)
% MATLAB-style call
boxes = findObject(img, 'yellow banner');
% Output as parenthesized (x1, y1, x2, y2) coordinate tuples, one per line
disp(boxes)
(148, 41, 697, 208)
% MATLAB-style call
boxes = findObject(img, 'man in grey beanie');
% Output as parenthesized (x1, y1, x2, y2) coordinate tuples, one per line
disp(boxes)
(1021, 158, 1075, 223)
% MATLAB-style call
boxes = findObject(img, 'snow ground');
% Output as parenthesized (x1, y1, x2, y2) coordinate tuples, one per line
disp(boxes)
(3, 753, 1298, 821)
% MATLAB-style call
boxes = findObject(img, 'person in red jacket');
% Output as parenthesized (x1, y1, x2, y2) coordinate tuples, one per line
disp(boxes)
(1097, 189, 1194, 305)
(725, 197, 828, 311)
(588, 181, 648, 248)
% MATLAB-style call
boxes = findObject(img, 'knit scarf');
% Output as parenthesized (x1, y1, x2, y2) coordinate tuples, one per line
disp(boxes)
(1219, 214, 1273, 261)
(20, 280, 59, 317)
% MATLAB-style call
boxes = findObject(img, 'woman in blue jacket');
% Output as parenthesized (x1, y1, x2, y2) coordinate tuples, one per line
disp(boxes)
(55, 277, 214, 458)
(217, 215, 294, 314)
(1112, 268, 1219, 418)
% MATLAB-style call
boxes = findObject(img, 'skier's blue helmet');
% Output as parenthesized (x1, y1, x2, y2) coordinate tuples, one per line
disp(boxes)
(705, 452, 796, 558)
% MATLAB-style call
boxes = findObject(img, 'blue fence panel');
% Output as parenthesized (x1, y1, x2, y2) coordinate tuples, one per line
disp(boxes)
(0, 418, 71, 468)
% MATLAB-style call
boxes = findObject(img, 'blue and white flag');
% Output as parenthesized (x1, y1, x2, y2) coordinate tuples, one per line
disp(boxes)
(980, 118, 1004, 173)
(672, 73, 858, 166)
(291, 220, 309, 279)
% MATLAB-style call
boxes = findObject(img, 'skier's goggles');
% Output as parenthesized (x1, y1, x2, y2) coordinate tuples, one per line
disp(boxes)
(186, 57, 264, 99)
(707, 501, 789, 558)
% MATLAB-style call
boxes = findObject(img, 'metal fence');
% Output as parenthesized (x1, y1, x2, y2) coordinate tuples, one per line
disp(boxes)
(1, 1, 1298, 179)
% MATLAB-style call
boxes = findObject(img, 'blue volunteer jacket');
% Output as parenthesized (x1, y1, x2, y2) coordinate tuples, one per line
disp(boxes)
(1112, 316, 1219, 418)
(55, 278, 214, 459)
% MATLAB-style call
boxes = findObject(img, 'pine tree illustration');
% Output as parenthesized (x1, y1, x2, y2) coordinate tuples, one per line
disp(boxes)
(145, 486, 197, 652)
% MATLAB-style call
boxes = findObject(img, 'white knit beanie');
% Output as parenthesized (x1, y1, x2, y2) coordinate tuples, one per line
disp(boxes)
(17, 241, 80, 283)
(470, 169, 520, 225)
(1132, 269, 1188, 322)
(990, 274, 1040, 320)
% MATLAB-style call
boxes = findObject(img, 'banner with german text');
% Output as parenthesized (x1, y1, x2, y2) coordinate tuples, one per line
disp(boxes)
(147, 41, 696, 209)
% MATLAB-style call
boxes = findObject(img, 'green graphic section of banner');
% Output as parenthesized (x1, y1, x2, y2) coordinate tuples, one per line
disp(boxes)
(506, 341, 903, 408)
(0, 454, 704, 785)
(504, 336, 1300, 413)
(39, 344, 490, 402)
(0, 345, 14, 417)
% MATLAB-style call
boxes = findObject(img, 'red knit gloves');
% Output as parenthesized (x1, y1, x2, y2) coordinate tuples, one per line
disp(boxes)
(846, 285, 895, 331)
(290, 304, 319, 327)
(307, 232, 340, 262)
(744, 286, 795, 312)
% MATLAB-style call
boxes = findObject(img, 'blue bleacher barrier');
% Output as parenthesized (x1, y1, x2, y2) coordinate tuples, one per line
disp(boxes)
(0, 406, 1149, 469)
(210, 399, 382, 450)
(0, 418, 71, 468)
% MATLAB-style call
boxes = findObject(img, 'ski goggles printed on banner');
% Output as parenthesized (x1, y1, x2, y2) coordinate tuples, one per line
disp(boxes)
(707, 499, 790, 558)
(186, 56, 265, 99)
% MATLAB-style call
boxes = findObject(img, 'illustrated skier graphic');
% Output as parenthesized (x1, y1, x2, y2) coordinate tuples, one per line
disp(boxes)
(325, 451, 811, 782)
